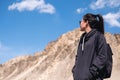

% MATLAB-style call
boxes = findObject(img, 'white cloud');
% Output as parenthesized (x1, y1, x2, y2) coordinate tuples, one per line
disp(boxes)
(103, 11, 120, 27)
(90, 0, 120, 10)
(8, 0, 55, 14)
(90, 0, 106, 10)
(108, 0, 120, 7)
(76, 8, 86, 14)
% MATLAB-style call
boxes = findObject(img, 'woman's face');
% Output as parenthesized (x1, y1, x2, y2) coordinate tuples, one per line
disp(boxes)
(80, 19, 88, 31)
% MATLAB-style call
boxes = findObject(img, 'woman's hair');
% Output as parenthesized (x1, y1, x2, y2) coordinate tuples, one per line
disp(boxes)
(83, 13, 104, 34)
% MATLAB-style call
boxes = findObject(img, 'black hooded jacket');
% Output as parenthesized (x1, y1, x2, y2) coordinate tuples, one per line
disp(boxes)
(72, 29, 107, 80)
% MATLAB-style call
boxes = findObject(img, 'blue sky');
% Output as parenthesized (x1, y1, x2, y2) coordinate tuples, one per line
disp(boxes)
(0, 0, 120, 64)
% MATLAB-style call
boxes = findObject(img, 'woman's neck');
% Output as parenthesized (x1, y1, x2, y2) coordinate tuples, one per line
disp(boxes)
(85, 26, 92, 33)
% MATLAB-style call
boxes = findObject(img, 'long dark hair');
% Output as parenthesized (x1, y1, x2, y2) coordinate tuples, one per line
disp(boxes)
(83, 13, 104, 34)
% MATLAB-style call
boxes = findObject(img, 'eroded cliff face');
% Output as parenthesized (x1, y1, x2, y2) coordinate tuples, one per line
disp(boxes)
(0, 28, 120, 80)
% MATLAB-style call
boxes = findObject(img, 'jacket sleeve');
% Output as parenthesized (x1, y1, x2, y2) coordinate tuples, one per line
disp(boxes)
(89, 34, 107, 77)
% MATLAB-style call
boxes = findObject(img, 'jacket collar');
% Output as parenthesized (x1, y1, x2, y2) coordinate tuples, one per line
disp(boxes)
(85, 29, 97, 39)
(80, 29, 97, 52)
(81, 29, 97, 42)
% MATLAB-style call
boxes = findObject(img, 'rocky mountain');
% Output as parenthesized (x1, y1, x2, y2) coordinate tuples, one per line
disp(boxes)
(0, 28, 120, 80)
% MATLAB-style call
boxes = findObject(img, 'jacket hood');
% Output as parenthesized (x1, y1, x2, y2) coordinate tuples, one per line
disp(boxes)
(81, 29, 97, 43)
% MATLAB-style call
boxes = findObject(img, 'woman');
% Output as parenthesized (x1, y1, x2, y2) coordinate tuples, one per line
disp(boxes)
(72, 13, 107, 80)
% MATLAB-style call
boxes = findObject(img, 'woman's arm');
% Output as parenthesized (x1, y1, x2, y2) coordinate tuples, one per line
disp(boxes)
(89, 34, 107, 77)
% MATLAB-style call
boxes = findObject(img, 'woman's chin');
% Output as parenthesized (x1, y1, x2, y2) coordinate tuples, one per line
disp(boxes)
(80, 28, 85, 31)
